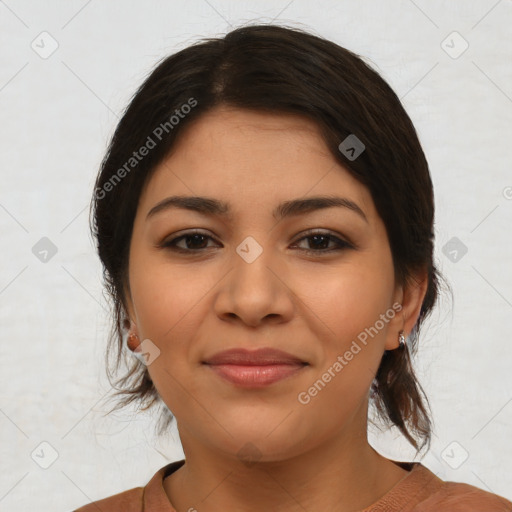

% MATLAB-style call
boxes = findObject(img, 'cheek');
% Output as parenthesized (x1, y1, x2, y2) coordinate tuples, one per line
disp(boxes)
(129, 261, 204, 413)
(127, 255, 217, 402)
(295, 258, 394, 403)
(129, 252, 209, 339)
(299, 259, 394, 341)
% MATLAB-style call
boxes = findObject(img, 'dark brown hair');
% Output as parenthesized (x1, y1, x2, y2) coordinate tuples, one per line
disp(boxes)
(91, 23, 444, 453)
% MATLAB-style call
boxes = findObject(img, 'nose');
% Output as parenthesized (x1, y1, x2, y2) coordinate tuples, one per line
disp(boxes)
(212, 239, 294, 328)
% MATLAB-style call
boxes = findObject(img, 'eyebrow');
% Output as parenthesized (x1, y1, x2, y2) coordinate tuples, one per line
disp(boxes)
(146, 195, 368, 223)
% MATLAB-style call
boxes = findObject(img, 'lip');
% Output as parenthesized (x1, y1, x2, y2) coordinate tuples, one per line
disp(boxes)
(203, 348, 306, 366)
(203, 348, 308, 388)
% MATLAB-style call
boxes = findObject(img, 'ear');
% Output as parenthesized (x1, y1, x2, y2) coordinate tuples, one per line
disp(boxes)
(384, 268, 429, 350)
(122, 282, 139, 336)
(123, 294, 142, 352)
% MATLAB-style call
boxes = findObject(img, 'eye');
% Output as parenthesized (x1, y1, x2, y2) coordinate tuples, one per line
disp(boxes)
(159, 229, 353, 255)
(159, 230, 219, 252)
(291, 230, 354, 255)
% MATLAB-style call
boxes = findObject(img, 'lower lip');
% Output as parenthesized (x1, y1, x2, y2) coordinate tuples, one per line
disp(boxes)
(205, 363, 306, 387)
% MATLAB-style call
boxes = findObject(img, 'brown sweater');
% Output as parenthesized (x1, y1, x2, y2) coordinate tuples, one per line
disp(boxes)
(74, 459, 512, 511)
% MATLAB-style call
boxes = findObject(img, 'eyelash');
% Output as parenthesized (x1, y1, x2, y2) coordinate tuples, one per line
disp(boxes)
(159, 229, 354, 256)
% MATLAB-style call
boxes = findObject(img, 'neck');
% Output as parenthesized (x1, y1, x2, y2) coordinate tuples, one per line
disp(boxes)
(163, 418, 410, 512)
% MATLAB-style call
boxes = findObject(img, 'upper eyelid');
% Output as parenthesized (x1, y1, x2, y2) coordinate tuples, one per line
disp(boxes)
(164, 228, 344, 240)
(161, 228, 353, 249)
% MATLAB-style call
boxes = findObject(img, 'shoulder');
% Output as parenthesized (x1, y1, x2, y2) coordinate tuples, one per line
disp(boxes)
(73, 486, 144, 512)
(71, 460, 183, 512)
(416, 479, 512, 511)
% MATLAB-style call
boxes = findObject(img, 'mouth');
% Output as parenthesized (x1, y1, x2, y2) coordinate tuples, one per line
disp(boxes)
(202, 348, 309, 388)
(205, 362, 307, 387)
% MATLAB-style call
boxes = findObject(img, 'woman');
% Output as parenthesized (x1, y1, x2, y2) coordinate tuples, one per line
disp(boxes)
(76, 24, 511, 511)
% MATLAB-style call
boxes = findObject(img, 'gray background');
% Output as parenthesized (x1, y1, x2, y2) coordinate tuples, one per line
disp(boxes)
(1, 1, 511, 510)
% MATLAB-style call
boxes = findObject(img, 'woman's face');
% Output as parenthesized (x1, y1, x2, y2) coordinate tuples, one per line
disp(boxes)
(125, 107, 414, 462)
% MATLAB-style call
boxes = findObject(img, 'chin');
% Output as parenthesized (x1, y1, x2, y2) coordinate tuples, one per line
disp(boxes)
(209, 416, 313, 463)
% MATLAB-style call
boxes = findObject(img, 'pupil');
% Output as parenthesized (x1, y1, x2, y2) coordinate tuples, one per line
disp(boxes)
(188, 234, 206, 249)
(311, 235, 328, 249)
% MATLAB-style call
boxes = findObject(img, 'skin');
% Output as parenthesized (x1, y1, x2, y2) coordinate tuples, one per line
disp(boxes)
(124, 106, 428, 512)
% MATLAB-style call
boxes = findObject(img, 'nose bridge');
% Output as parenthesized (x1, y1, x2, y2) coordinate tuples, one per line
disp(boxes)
(232, 233, 278, 294)
(214, 233, 292, 325)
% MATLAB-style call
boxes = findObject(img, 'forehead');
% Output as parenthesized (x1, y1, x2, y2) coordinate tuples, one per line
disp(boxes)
(139, 107, 374, 220)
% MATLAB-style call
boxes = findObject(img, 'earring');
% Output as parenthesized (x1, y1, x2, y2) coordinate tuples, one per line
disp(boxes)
(398, 330, 406, 349)
(127, 331, 141, 352)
